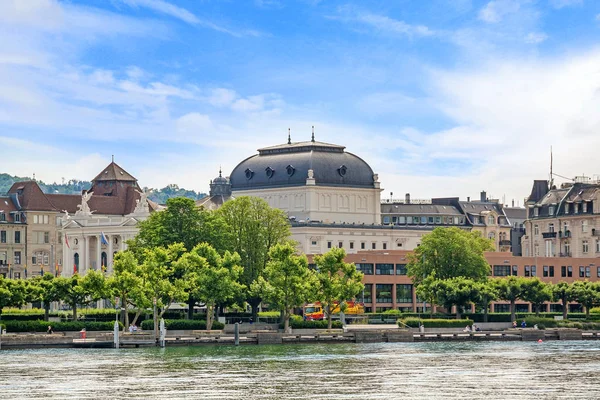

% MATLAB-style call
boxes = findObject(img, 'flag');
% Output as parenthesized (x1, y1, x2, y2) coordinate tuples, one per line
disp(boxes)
(74, 263, 78, 274)
(65, 233, 70, 249)
(100, 232, 109, 246)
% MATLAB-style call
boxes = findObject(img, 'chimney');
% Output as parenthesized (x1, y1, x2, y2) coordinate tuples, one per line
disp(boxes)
(512, 199, 515, 207)
(467, 196, 470, 202)
(405, 193, 410, 204)
(480, 191, 487, 202)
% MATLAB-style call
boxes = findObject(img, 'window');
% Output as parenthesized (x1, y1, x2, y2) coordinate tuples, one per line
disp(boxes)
(0, 213, 4, 221)
(14, 251, 21, 265)
(43, 254, 49, 265)
(396, 284, 413, 303)
(488, 232, 495, 240)
(349, 242, 354, 249)
(428, 217, 434, 224)
(371, 242, 376, 250)
(0, 231, 5, 243)
(392, 217, 397, 223)
(14, 231, 20, 244)
(597, 267, 600, 278)
(361, 242, 365, 250)
(493, 265, 511, 276)
(43, 215, 48, 224)
(44, 232, 49, 244)
(543, 266, 548, 277)
(549, 266, 554, 277)
(582, 220, 589, 233)
(568, 266, 573, 277)
(586, 266, 591, 278)
(382, 243, 387, 250)
(376, 284, 393, 303)
(383, 216, 390, 224)
(583, 240, 589, 254)
(14, 213, 20, 222)
(412, 216, 419, 224)
(488, 215, 495, 225)
(512, 265, 518, 276)
(311, 240, 317, 246)
(338, 241, 343, 248)
(376, 263, 394, 275)
(398, 216, 406, 224)
(420, 216, 427, 224)
(393, 264, 407, 275)
(525, 266, 531, 277)
(33, 215, 39, 224)
(596, 239, 600, 253)
(561, 266, 566, 277)
(327, 241, 332, 249)
(565, 242, 571, 256)
(549, 205, 555, 215)
(531, 265, 537, 276)
(32, 256, 37, 265)
(583, 202, 588, 213)
(396, 242, 402, 248)
(356, 263, 373, 275)
(534, 207, 539, 217)
(548, 223, 555, 232)
(534, 225, 539, 235)
(579, 266, 585, 278)
(362, 284, 372, 303)
(564, 204, 569, 214)
(435, 216, 441, 224)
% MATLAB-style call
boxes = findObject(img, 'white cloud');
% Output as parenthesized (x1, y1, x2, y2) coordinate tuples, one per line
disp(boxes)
(525, 32, 548, 44)
(208, 88, 238, 107)
(332, 7, 434, 38)
(478, 0, 521, 23)
(549, 0, 583, 9)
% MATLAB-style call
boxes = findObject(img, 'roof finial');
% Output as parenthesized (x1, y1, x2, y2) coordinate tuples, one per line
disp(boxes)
(311, 125, 315, 142)
(112, 155, 114, 163)
(288, 128, 291, 145)
(219, 165, 222, 177)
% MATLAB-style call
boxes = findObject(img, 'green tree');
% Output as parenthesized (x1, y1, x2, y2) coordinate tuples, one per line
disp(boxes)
(27, 274, 62, 321)
(415, 274, 440, 316)
(178, 243, 245, 330)
(552, 282, 575, 320)
(571, 281, 600, 318)
(521, 278, 552, 316)
(53, 275, 90, 320)
(407, 227, 493, 286)
(493, 276, 525, 322)
(251, 243, 316, 331)
(0, 276, 27, 319)
(431, 277, 478, 319)
(313, 247, 364, 330)
(216, 196, 291, 319)
(472, 280, 498, 323)
(129, 197, 233, 318)
(107, 251, 146, 331)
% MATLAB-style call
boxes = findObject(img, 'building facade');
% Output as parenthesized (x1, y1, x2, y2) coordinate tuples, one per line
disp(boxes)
(522, 179, 600, 259)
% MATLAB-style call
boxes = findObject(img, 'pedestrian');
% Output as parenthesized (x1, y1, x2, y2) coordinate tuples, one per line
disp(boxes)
(47, 325, 53, 334)
(129, 324, 134, 333)
(521, 320, 527, 328)
(512, 321, 517, 328)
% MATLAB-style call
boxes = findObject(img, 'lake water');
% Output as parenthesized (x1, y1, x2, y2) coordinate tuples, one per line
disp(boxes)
(2, 341, 600, 399)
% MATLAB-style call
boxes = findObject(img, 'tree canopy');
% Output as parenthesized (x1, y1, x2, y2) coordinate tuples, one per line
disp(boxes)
(407, 227, 494, 285)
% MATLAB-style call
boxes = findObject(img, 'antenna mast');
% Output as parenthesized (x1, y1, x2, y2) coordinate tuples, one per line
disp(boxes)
(549, 146, 553, 189)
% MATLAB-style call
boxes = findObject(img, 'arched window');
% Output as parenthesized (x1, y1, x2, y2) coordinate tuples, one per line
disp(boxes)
(487, 215, 495, 225)
(74, 253, 79, 273)
(101, 252, 107, 269)
(488, 232, 495, 240)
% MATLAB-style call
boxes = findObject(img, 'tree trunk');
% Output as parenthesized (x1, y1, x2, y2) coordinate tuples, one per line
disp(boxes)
(44, 303, 50, 322)
(206, 303, 214, 331)
(130, 310, 142, 328)
(284, 309, 290, 332)
(249, 298, 260, 320)
(456, 307, 461, 320)
(586, 306, 590, 319)
(510, 300, 516, 322)
(483, 303, 489, 323)
(562, 298, 568, 320)
(187, 297, 194, 320)
(72, 304, 78, 321)
(327, 304, 333, 330)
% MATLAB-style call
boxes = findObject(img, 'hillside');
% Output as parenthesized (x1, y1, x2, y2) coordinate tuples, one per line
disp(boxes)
(0, 173, 206, 204)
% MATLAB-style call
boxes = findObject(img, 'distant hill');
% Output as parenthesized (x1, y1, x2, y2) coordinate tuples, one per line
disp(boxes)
(0, 173, 206, 204)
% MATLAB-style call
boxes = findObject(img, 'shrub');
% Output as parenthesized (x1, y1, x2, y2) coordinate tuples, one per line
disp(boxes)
(3, 320, 122, 332)
(285, 320, 343, 329)
(523, 317, 557, 328)
(140, 319, 224, 331)
(401, 318, 473, 328)
(258, 311, 281, 318)
(0, 323, 5, 332)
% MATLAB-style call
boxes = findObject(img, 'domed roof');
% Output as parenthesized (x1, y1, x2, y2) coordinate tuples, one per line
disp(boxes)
(230, 139, 376, 191)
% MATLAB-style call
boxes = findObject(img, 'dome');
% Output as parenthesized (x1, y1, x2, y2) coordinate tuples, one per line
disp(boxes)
(230, 140, 376, 191)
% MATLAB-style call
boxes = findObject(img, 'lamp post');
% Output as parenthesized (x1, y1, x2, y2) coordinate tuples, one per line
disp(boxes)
(153, 297, 158, 343)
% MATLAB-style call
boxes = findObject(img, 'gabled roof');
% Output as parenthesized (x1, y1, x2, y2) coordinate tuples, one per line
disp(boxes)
(8, 181, 57, 211)
(92, 161, 137, 182)
(380, 203, 462, 216)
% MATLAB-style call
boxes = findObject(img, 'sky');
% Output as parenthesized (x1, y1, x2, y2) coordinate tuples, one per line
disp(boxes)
(1, 0, 600, 205)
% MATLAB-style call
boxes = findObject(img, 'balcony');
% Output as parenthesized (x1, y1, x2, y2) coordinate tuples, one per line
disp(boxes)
(592, 229, 600, 237)
(542, 231, 557, 238)
(499, 240, 511, 246)
(559, 230, 571, 238)
(559, 252, 572, 257)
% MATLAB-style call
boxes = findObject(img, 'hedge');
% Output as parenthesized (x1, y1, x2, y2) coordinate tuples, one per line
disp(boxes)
(401, 318, 473, 328)
(285, 320, 343, 329)
(3, 320, 123, 332)
(0, 323, 5, 332)
(140, 319, 224, 331)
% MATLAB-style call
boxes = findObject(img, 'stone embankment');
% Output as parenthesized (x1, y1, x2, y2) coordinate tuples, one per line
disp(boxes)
(1, 327, 598, 349)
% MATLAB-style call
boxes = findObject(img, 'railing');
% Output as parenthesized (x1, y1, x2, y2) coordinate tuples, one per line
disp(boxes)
(559, 252, 572, 257)
(542, 232, 557, 238)
(499, 240, 511, 246)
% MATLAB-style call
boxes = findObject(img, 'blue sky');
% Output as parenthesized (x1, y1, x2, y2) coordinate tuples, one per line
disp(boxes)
(1, 0, 600, 204)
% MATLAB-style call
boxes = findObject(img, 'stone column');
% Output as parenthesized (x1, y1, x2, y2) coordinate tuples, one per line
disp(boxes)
(96, 234, 101, 271)
(83, 235, 88, 274)
(392, 284, 397, 310)
(108, 234, 113, 273)
(120, 235, 125, 252)
(63, 235, 69, 277)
